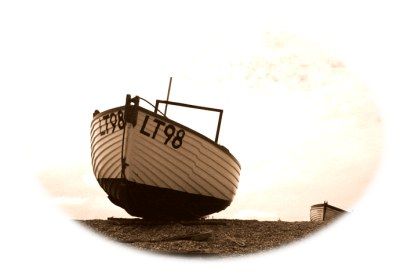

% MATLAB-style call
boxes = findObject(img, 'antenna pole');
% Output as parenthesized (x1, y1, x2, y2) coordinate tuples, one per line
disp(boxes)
(164, 77, 172, 116)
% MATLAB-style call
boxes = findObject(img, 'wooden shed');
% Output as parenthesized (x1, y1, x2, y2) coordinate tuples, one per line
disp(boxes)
(310, 201, 347, 222)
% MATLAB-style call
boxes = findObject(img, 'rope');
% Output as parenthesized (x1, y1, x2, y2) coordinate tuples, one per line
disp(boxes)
(120, 118, 127, 179)
(138, 96, 166, 117)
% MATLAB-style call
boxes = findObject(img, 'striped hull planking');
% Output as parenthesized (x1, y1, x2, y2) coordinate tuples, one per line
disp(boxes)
(91, 107, 126, 180)
(310, 205, 324, 222)
(310, 202, 346, 222)
(90, 99, 241, 219)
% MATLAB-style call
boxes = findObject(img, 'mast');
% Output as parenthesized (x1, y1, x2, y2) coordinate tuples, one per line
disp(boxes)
(164, 77, 172, 116)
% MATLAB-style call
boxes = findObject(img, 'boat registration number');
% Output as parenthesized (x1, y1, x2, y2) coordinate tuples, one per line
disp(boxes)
(140, 115, 185, 149)
(99, 110, 125, 136)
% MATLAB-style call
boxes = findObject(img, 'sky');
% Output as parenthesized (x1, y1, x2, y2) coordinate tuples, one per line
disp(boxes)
(10, 2, 383, 222)
(2, 1, 400, 274)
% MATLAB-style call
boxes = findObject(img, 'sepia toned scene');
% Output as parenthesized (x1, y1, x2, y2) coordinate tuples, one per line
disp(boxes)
(33, 7, 382, 256)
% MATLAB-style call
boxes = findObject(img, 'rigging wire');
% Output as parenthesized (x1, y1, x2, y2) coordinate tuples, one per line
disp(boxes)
(138, 96, 167, 117)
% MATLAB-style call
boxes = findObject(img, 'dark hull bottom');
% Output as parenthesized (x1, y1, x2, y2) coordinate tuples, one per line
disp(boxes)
(99, 178, 231, 220)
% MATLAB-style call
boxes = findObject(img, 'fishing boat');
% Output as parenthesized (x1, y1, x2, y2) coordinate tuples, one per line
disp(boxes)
(310, 201, 347, 222)
(90, 84, 241, 220)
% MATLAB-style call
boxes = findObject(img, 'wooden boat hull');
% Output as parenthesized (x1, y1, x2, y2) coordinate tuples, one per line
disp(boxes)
(90, 98, 240, 219)
(98, 178, 230, 219)
(310, 202, 346, 222)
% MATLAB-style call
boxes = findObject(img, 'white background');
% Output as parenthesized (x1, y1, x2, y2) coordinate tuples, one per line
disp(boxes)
(1, 1, 399, 274)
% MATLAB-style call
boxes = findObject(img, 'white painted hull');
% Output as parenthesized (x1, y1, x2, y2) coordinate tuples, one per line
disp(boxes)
(90, 100, 241, 219)
(124, 108, 240, 201)
(91, 107, 125, 180)
(310, 203, 346, 222)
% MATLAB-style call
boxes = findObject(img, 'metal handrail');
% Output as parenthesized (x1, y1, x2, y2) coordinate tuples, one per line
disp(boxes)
(154, 99, 223, 143)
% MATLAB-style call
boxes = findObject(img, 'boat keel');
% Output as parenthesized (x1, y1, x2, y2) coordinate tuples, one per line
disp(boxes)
(98, 178, 231, 220)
